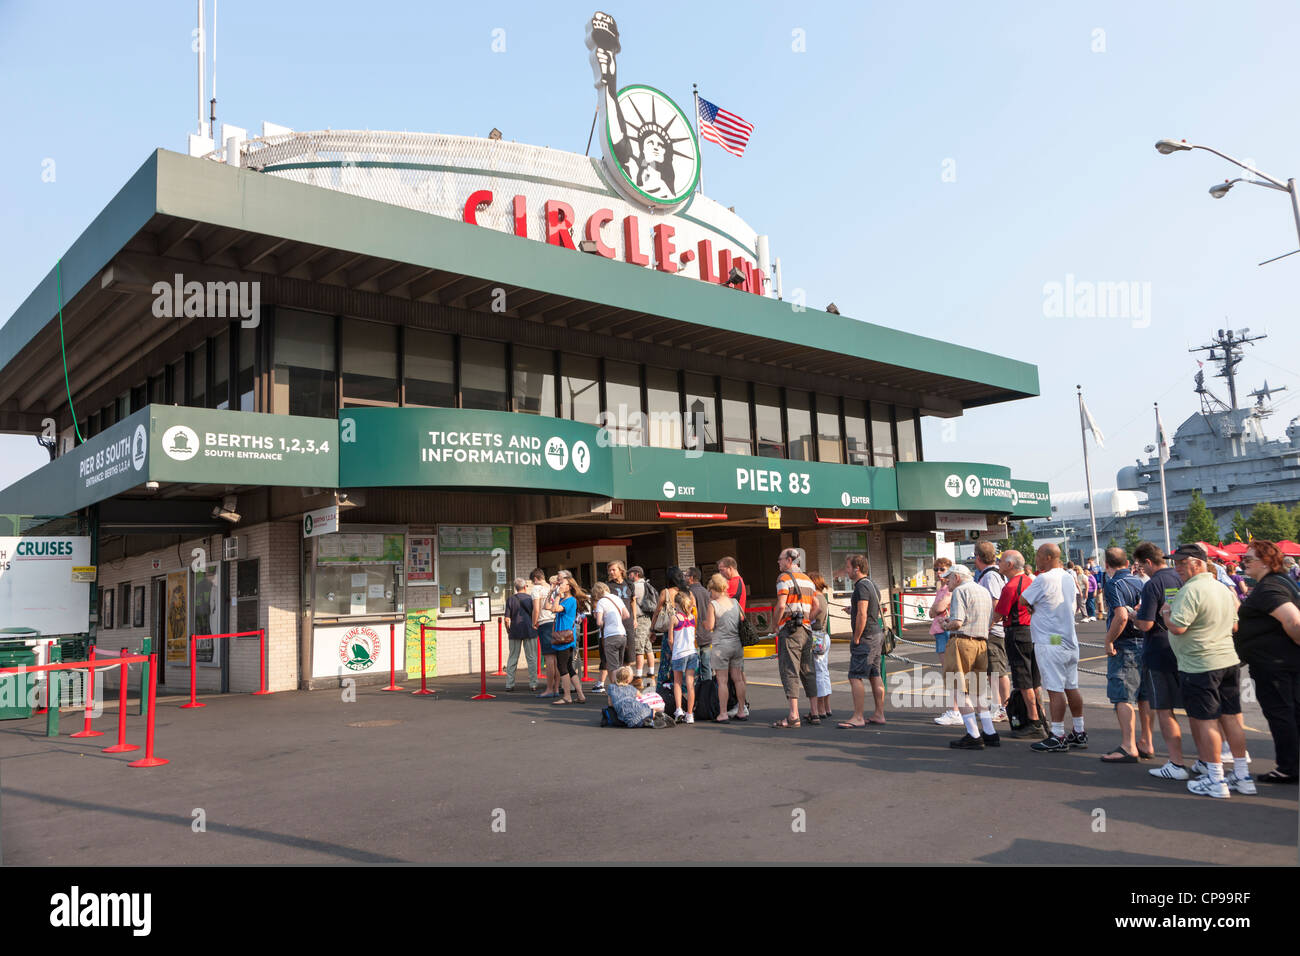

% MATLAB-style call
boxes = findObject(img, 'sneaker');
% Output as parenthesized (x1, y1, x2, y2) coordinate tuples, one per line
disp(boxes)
(1065, 731, 1089, 750)
(934, 709, 964, 726)
(1010, 721, 1048, 739)
(683, 713, 695, 724)
(1191, 759, 1211, 777)
(992, 707, 1008, 723)
(736, 704, 750, 720)
(1031, 734, 1070, 753)
(727, 704, 740, 718)
(1220, 747, 1250, 765)
(673, 709, 686, 723)
(949, 733, 985, 749)
(1187, 776, 1230, 799)
(592, 683, 606, 693)
(981, 731, 1001, 747)
(1226, 772, 1257, 795)
(1149, 760, 1191, 781)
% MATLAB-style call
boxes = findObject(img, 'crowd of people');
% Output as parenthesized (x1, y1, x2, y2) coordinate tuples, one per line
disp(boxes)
(499, 539, 1298, 797)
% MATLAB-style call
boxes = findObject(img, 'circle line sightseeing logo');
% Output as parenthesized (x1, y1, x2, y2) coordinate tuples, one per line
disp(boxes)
(587, 13, 700, 212)
(340, 626, 381, 672)
(162, 425, 199, 462)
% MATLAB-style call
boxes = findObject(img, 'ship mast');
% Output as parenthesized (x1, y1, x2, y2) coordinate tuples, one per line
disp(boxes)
(1189, 327, 1265, 410)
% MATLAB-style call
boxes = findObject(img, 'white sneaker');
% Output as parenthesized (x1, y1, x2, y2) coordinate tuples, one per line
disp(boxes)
(1191, 759, 1211, 777)
(727, 704, 739, 718)
(737, 704, 750, 719)
(992, 706, 1008, 723)
(1220, 747, 1250, 765)
(1227, 772, 1257, 795)
(683, 713, 694, 724)
(1187, 776, 1230, 799)
(1149, 761, 1191, 780)
(673, 709, 686, 722)
(934, 709, 964, 726)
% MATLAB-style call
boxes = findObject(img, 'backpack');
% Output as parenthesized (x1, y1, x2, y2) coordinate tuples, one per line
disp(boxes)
(637, 580, 659, 617)
(692, 677, 721, 721)
(1006, 689, 1033, 730)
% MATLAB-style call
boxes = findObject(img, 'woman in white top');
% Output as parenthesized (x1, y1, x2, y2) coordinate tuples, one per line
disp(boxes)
(591, 582, 630, 693)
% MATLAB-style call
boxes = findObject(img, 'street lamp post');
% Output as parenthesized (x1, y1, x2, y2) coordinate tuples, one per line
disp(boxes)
(1154, 138, 1300, 264)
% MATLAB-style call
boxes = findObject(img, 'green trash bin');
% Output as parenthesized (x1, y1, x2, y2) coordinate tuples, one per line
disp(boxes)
(0, 628, 40, 720)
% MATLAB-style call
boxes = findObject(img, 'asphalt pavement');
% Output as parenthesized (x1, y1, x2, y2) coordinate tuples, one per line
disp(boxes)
(0, 621, 1295, 865)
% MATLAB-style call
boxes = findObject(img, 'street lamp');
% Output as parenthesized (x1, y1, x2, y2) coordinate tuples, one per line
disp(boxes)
(1154, 137, 1300, 264)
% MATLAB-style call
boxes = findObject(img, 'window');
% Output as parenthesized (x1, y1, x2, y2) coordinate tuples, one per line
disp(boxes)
(101, 403, 116, 429)
(786, 389, 813, 462)
(895, 407, 919, 462)
(189, 343, 207, 408)
(341, 319, 399, 405)
(684, 373, 720, 453)
(116, 392, 130, 422)
(604, 360, 644, 446)
(236, 559, 260, 633)
(273, 311, 336, 418)
(816, 397, 842, 464)
(721, 379, 752, 455)
(513, 346, 555, 416)
(130, 385, 147, 413)
(170, 357, 186, 407)
(754, 385, 784, 458)
(460, 338, 507, 411)
(646, 367, 681, 449)
(314, 532, 404, 617)
(561, 354, 600, 424)
(871, 402, 895, 468)
(210, 330, 230, 408)
(238, 327, 255, 410)
(843, 398, 869, 465)
(405, 329, 455, 408)
(437, 526, 512, 615)
(149, 374, 166, 406)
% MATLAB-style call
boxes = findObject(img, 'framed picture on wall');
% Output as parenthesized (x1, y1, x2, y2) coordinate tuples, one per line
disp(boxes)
(133, 585, 145, 628)
(101, 588, 114, 630)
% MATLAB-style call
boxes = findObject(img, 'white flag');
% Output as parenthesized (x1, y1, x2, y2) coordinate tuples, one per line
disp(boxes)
(1156, 406, 1170, 464)
(1080, 399, 1104, 448)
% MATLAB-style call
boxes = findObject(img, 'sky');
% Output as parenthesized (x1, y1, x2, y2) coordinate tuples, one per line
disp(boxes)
(3, 0, 1300, 499)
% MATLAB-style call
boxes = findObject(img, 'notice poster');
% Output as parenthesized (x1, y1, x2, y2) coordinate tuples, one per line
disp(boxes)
(165, 571, 189, 663)
(468, 567, 483, 592)
(317, 534, 404, 565)
(191, 564, 221, 667)
(405, 606, 439, 679)
(407, 536, 434, 583)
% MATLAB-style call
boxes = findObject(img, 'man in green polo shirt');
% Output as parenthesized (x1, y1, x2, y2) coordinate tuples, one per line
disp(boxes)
(1161, 543, 1254, 798)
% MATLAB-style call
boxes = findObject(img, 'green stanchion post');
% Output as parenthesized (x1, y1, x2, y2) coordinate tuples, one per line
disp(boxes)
(45, 644, 61, 738)
(139, 636, 151, 722)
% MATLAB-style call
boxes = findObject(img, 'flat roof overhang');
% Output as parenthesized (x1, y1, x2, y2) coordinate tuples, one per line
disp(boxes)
(0, 149, 1039, 433)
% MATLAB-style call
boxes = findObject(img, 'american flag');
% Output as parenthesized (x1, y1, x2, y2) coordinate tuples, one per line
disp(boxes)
(697, 96, 754, 157)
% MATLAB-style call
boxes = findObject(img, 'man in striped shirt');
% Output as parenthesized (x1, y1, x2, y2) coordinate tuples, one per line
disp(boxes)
(772, 548, 820, 728)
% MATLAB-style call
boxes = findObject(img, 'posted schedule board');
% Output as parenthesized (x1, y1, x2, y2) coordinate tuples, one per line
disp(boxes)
(0, 537, 91, 635)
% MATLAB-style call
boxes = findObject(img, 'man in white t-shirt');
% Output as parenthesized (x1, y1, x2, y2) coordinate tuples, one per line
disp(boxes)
(1020, 543, 1088, 753)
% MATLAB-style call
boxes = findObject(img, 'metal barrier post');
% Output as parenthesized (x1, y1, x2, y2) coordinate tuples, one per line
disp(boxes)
(128, 653, 169, 768)
(472, 623, 495, 700)
(70, 645, 104, 738)
(181, 635, 204, 709)
(412, 623, 434, 695)
(382, 622, 403, 691)
(103, 649, 140, 754)
(252, 628, 271, 695)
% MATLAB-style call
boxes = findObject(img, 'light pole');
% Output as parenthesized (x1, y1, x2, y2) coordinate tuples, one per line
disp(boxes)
(1154, 138, 1300, 264)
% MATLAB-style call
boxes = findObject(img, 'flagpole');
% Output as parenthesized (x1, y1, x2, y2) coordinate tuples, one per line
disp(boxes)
(1078, 385, 1100, 564)
(692, 83, 703, 195)
(1155, 402, 1172, 553)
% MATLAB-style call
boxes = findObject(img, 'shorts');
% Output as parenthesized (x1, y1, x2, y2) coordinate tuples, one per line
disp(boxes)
(777, 625, 818, 700)
(942, 635, 988, 676)
(601, 635, 626, 673)
(672, 654, 699, 675)
(711, 637, 745, 673)
(848, 632, 884, 680)
(1005, 625, 1039, 691)
(554, 646, 577, 677)
(1036, 642, 1079, 692)
(538, 621, 555, 656)
(633, 618, 653, 656)
(1180, 666, 1242, 721)
(814, 652, 831, 697)
(1106, 639, 1149, 705)
(985, 635, 1008, 676)
(1142, 665, 1182, 711)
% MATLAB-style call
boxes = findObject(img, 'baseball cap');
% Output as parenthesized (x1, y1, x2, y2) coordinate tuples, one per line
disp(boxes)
(944, 564, 973, 581)
(1167, 543, 1208, 562)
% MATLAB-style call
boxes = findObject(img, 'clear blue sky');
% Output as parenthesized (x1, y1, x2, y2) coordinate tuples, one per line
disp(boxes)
(4, 0, 1300, 499)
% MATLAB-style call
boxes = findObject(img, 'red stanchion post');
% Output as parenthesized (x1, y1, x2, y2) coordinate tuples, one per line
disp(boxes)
(252, 628, 271, 695)
(536, 638, 543, 679)
(128, 653, 169, 768)
(581, 616, 592, 682)
(493, 617, 505, 676)
(472, 623, 495, 700)
(412, 623, 434, 695)
(103, 648, 140, 754)
(70, 645, 104, 738)
(382, 622, 403, 691)
(181, 634, 204, 709)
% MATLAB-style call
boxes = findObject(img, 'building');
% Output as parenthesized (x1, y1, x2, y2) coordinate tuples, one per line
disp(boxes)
(0, 23, 1050, 694)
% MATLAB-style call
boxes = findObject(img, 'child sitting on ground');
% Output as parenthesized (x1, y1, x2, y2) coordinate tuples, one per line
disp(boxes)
(604, 666, 655, 728)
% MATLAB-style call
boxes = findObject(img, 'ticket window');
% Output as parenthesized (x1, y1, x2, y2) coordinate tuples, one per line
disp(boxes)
(314, 532, 405, 617)
(436, 526, 512, 615)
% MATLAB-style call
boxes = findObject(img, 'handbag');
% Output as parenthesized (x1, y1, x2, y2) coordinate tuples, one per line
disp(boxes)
(552, 629, 574, 645)
(737, 607, 760, 646)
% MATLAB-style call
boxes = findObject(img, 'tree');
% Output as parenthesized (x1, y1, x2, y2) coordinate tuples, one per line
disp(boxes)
(1244, 501, 1295, 543)
(1230, 509, 1250, 543)
(1179, 490, 1220, 545)
(998, 521, 1036, 558)
(1123, 522, 1141, 556)
(1106, 535, 1119, 551)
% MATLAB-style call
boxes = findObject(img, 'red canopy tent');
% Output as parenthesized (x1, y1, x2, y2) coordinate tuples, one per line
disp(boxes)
(1222, 541, 1249, 555)
(1197, 541, 1233, 561)
(1275, 540, 1300, 557)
